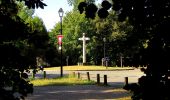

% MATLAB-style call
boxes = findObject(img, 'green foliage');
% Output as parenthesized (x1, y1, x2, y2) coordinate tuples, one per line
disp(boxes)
(0, 0, 49, 99)
(46, 29, 60, 66)
(51, 9, 96, 65)
(68, 0, 95, 7)
(51, 0, 134, 66)
(78, 0, 112, 19)
(18, 2, 49, 65)
(111, 0, 170, 99)
(0, 12, 34, 100)
(78, 0, 170, 99)
(17, 1, 35, 20)
(92, 11, 134, 65)
(16, 0, 47, 9)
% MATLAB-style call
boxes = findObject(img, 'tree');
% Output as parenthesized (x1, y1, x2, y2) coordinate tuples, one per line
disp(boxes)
(0, 0, 48, 99)
(0, 4, 33, 100)
(51, 11, 95, 65)
(18, 2, 50, 66)
(94, 11, 134, 66)
(79, 0, 170, 99)
(111, 1, 170, 99)
(52, 0, 133, 66)
(17, 1, 35, 20)
(16, 0, 47, 9)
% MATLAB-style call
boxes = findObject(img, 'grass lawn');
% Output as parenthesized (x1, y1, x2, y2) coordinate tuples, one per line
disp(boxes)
(30, 75, 95, 86)
(117, 97, 131, 100)
(44, 65, 134, 71)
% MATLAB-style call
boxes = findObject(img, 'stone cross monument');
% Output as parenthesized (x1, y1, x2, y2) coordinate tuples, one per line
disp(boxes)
(78, 33, 90, 64)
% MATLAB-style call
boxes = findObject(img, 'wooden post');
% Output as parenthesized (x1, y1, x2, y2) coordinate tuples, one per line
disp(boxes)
(32, 72, 35, 79)
(72, 72, 75, 77)
(104, 75, 108, 86)
(87, 72, 90, 81)
(43, 71, 46, 79)
(97, 74, 100, 84)
(106, 61, 108, 69)
(125, 77, 128, 85)
(32, 69, 36, 79)
(78, 72, 80, 79)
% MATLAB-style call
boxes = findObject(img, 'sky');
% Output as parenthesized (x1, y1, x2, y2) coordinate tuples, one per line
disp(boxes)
(34, 0, 73, 31)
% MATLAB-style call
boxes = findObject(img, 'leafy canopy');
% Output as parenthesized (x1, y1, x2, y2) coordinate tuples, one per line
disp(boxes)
(0, 0, 49, 99)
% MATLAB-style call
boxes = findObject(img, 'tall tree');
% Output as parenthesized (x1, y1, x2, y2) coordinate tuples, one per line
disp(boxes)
(94, 11, 133, 66)
(51, 10, 96, 65)
(18, 2, 49, 66)
(0, 0, 48, 99)
(79, 0, 170, 99)
(50, 0, 99, 65)
(0, 2, 33, 99)
(111, 0, 170, 99)
(52, 0, 134, 66)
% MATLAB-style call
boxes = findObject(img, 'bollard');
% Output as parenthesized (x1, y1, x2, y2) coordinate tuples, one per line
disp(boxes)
(72, 72, 75, 77)
(97, 74, 100, 85)
(87, 72, 90, 81)
(104, 75, 108, 86)
(43, 71, 46, 79)
(125, 77, 128, 85)
(78, 72, 80, 79)
(32, 72, 35, 79)
(106, 61, 108, 69)
(32, 69, 36, 79)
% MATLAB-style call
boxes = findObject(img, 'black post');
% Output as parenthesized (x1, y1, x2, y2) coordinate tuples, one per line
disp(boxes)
(32, 71, 35, 79)
(32, 69, 36, 79)
(103, 38, 106, 68)
(125, 77, 128, 86)
(58, 8, 64, 77)
(87, 72, 90, 81)
(104, 38, 105, 65)
(78, 72, 80, 79)
(43, 71, 46, 79)
(60, 16, 63, 77)
(97, 74, 100, 85)
(104, 75, 108, 86)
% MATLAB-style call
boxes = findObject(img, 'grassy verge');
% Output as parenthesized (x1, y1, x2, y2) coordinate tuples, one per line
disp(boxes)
(30, 75, 95, 86)
(44, 65, 134, 71)
(116, 97, 131, 100)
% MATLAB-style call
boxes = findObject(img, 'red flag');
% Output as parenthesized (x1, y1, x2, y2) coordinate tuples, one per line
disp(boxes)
(57, 35, 63, 45)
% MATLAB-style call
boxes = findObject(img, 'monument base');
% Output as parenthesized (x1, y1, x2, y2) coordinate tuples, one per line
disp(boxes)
(82, 63, 87, 66)
(77, 62, 90, 66)
(83, 62, 91, 66)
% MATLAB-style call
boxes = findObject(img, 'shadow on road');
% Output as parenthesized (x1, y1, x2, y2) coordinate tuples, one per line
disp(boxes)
(26, 85, 131, 100)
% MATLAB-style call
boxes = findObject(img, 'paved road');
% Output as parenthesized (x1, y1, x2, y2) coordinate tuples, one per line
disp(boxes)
(26, 85, 131, 100)
(76, 68, 144, 85)
(26, 68, 144, 100)
(33, 68, 144, 86)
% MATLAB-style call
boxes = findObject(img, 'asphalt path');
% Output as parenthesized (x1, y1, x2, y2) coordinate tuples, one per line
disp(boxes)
(26, 85, 131, 100)
(33, 68, 144, 86)
(26, 68, 144, 100)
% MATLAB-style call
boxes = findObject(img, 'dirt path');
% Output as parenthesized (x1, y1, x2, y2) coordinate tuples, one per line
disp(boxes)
(26, 85, 131, 100)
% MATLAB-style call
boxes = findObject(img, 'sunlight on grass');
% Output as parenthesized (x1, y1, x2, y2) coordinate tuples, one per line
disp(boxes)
(30, 75, 95, 86)
(44, 65, 134, 71)
(116, 96, 131, 100)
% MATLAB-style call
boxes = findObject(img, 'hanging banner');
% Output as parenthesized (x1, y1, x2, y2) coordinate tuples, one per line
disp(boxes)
(57, 35, 63, 45)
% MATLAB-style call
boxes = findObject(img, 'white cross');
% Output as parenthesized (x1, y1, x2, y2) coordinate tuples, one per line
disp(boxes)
(78, 33, 90, 64)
